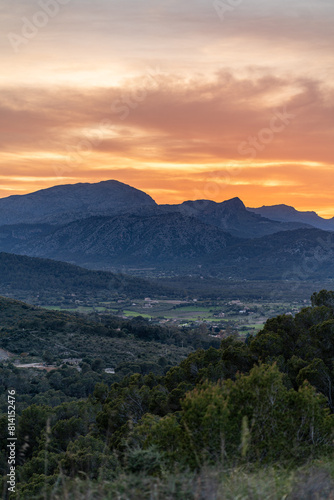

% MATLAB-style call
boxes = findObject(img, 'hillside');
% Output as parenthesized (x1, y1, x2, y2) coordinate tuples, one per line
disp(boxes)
(0, 213, 238, 269)
(0, 295, 203, 373)
(0, 219, 333, 279)
(0, 252, 176, 304)
(216, 228, 334, 279)
(0, 180, 333, 279)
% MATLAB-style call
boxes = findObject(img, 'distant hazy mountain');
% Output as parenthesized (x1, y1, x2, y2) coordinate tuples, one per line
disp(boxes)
(0, 180, 156, 225)
(248, 204, 334, 231)
(162, 198, 311, 238)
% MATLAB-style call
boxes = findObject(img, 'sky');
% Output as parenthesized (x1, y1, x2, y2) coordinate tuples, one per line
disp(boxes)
(0, 0, 333, 215)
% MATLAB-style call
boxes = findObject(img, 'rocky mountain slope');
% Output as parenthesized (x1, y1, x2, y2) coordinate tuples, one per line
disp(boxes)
(219, 228, 334, 279)
(0, 213, 238, 268)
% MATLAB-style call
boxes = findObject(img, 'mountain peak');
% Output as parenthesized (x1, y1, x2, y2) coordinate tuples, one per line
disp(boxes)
(180, 197, 246, 211)
(0, 179, 156, 225)
(222, 197, 246, 210)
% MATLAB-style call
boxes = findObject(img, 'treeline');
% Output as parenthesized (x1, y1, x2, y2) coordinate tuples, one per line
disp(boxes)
(1, 290, 334, 498)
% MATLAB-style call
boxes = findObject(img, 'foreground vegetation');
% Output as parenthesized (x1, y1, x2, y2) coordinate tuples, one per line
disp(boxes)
(11, 461, 334, 499)
(1, 290, 334, 498)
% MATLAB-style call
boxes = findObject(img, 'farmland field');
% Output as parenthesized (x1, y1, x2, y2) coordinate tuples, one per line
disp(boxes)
(41, 293, 308, 338)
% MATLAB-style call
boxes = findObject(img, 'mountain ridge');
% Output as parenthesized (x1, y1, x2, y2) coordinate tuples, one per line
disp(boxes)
(247, 204, 334, 231)
(161, 197, 312, 238)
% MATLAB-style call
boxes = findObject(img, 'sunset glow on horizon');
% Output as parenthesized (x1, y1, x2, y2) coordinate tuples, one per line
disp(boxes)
(1, 0, 333, 215)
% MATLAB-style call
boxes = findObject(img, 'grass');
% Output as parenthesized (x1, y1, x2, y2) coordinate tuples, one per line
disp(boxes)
(28, 460, 334, 499)
(244, 323, 265, 331)
(122, 310, 152, 319)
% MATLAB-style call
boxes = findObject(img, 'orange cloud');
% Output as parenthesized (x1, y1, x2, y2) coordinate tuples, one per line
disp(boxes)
(0, 69, 333, 213)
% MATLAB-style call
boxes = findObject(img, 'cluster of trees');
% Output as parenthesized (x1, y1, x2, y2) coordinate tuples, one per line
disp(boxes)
(1, 290, 334, 498)
(0, 362, 116, 413)
(97, 314, 221, 349)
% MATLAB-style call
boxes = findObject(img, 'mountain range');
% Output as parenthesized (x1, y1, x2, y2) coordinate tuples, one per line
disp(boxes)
(0, 180, 333, 278)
